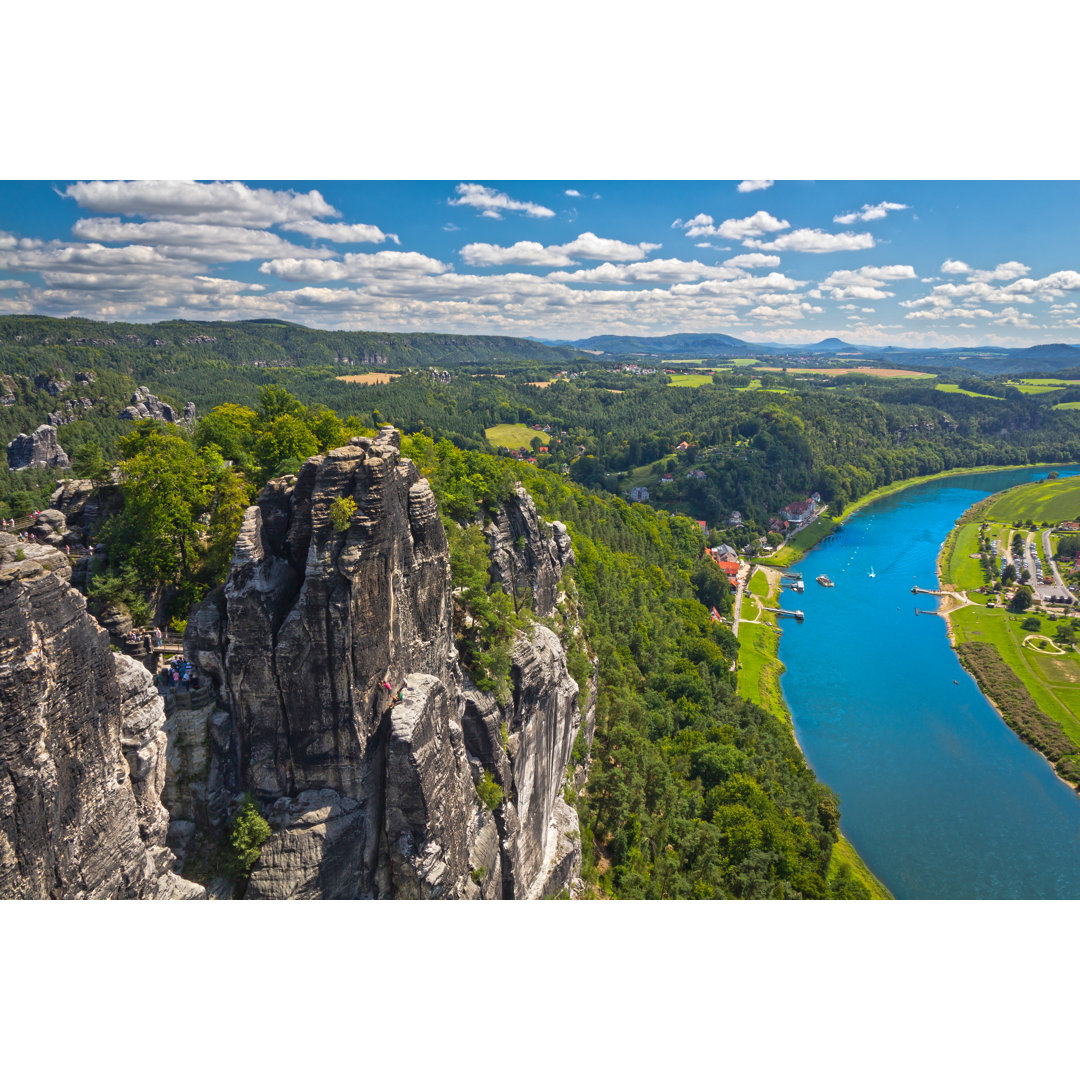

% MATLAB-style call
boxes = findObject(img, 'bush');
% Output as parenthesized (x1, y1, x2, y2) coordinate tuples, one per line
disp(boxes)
(329, 495, 357, 532)
(475, 770, 504, 813)
(226, 795, 272, 878)
(14, 547, 25, 561)
(1021, 617, 1042, 632)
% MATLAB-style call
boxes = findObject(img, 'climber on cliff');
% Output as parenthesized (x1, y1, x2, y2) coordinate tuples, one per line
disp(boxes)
(395, 679, 408, 702)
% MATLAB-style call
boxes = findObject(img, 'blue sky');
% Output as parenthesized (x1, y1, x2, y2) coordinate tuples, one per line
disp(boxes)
(1, 179, 1079, 347)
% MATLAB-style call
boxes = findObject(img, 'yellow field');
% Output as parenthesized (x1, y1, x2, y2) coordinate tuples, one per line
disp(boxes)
(336, 372, 400, 385)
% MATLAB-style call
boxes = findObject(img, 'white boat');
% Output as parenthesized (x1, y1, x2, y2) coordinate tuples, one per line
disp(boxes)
(869, 566, 876, 578)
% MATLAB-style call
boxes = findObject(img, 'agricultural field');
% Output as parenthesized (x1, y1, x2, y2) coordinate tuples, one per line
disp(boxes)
(758, 366, 934, 379)
(667, 372, 714, 388)
(934, 382, 1001, 398)
(1052, 401, 1080, 411)
(981, 475, 1080, 525)
(1007, 378, 1080, 395)
(335, 372, 400, 385)
(484, 423, 540, 450)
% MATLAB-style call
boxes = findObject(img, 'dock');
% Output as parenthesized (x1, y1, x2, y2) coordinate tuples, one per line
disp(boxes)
(763, 606, 805, 621)
(911, 586, 947, 597)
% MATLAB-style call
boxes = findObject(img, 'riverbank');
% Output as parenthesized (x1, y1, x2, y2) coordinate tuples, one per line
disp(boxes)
(837, 462, 1075, 525)
(735, 567, 893, 898)
(936, 504, 1080, 792)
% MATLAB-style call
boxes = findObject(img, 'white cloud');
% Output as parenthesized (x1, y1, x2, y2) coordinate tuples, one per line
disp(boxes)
(941, 259, 970, 274)
(281, 220, 399, 244)
(449, 183, 554, 219)
(70, 218, 323, 264)
(723, 252, 781, 269)
(968, 260, 1031, 282)
(565, 189, 583, 197)
(744, 228, 875, 253)
(62, 180, 338, 227)
(546, 259, 741, 285)
(820, 264, 916, 299)
(0, 279, 28, 289)
(442, 223, 460, 232)
(833, 201, 909, 224)
(736, 180, 774, 193)
(259, 250, 450, 282)
(674, 210, 790, 241)
(460, 231, 660, 266)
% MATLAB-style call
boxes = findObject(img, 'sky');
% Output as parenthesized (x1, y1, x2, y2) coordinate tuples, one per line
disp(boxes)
(2, 179, 1080, 350)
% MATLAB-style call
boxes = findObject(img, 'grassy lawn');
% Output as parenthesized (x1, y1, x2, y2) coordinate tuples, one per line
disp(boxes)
(749, 568, 769, 597)
(760, 515, 838, 568)
(982, 475, 1080, 525)
(941, 521, 988, 590)
(1052, 401, 1080, 411)
(828, 835, 893, 899)
(667, 372, 714, 388)
(485, 423, 539, 450)
(950, 604, 1080, 751)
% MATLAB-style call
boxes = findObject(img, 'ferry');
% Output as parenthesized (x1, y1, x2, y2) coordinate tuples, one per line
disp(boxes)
(816, 574, 835, 587)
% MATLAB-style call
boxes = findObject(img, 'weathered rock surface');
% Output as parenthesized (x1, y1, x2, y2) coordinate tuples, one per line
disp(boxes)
(0, 533, 201, 898)
(485, 483, 574, 618)
(182, 428, 590, 898)
(120, 386, 194, 426)
(6, 424, 71, 470)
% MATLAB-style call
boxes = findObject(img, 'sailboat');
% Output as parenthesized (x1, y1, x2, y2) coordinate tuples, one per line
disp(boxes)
(869, 566, 876, 578)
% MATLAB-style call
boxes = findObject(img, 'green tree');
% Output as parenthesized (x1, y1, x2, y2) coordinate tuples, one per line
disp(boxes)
(105, 421, 212, 589)
(226, 795, 272, 878)
(1009, 585, 1034, 612)
(71, 441, 112, 491)
(329, 495, 356, 532)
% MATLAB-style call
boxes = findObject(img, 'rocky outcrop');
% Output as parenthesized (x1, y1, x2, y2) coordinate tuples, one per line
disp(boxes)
(120, 386, 195, 426)
(6, 424, 71, 470)
(181, 428, 590, 899)
(0, 532, 201, 898)
(484, 483, 573, 618)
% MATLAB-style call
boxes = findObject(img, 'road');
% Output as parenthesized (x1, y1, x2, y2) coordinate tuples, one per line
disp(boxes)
(1042, 528, 1076, 601)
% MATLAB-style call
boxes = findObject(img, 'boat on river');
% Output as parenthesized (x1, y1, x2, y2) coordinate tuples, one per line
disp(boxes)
(816, 574, 834, 587)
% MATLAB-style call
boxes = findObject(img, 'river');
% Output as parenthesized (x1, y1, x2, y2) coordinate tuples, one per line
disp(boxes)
(778, 466, 1080, 899)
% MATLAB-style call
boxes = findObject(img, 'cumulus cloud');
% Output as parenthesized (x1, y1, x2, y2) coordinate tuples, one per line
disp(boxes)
(673, 210, 790, 241)
(281, 220, 399, 244)
(833, 201, 909, 224)
(941, 259, 970, 274)
(259, 250, 450, 282)
(460, 232, 660, 267)
(449, 183, 554, 219)
(723, 253, 781, 269)
(968, 260, 1032, 282)
(62, 180, 338, 227)
(736, 180, 774, 193)
(546, 259, 741, 285)
(744, 228, 875, 253)
(0, 279, 28, 289)
(565, 189, 583, 197)
(820, 264, 916, 299)
(70, 218, 324, 264)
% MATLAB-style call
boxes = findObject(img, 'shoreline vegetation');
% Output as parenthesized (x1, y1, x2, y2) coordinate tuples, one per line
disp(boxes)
(736, 574, 892, 898)
(932, 475, 1080, 792)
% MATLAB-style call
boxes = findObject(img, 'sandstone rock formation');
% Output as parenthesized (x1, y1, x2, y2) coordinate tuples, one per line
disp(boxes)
(120, 386, 195, 426)
(6, 424, 71, 470)
(0, 532, 201, 898)
(181, 428, 592, 899)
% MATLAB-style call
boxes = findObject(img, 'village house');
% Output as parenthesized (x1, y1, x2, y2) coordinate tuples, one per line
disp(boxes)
(675, 440, 690, 452)
(629, 486, 650, 502)
(783, 499, 815, 525)
(727, 510, 743, 526)
(696, 520, 709, 537)
(660, 473, 674, 484)
(712, 543, 738, 562)
(1060, 521, 1080, 532)
(687, 469, 706, 480)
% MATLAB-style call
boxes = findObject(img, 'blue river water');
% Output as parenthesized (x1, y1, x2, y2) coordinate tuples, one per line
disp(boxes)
(777, 465, 1080, 899)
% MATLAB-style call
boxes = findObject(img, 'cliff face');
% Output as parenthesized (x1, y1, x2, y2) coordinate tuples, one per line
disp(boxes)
(181, 428, 591, 898)
(6, 424, 71, 470)
(0, 533, 201, 899)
